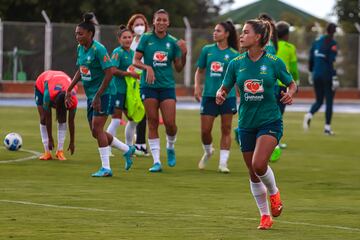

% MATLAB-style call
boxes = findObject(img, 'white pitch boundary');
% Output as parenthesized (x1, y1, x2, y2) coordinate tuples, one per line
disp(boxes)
(1, 199, 359, 232)
(0, 147, 41, 163)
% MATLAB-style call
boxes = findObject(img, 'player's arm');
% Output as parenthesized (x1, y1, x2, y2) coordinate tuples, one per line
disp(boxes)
(133, 51, 155, 84)
(67, 108, 76, 155)
(174, 39, 187, 72)
(65, 70, 81, 107)
(112, 67, 139, 79)
(216, 60, 236, 105)
(194, 67, 205, 102)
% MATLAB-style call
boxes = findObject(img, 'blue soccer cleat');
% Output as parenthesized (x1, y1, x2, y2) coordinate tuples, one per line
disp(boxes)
(167, 148, 176, 167)
(149, 162, 162, 172)
(123, 145, 136, 171)
(91, 167, 113, 177)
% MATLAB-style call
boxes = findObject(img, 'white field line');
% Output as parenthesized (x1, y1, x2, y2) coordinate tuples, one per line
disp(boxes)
(1, 199, 359, 232)
(0, 147, 41, 163)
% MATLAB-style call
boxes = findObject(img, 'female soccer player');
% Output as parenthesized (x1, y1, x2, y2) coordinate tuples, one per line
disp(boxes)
(216, 19, 297, 229)
(126, 13, 150, 156)
(66, 13, 135, 177)
(304, 23, 338, 135)
(35, 70, 78, 161)
(133, 9, 187, 172)
(106, 25, 140, 149)
(194, 21, 239, 173)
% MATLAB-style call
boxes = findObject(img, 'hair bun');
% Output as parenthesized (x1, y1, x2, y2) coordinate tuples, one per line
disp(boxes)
(83, 12, 94, 23)
(119, 24, 127, 31)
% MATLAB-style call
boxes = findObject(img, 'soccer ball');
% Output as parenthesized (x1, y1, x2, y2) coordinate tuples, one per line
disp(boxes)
(3, 133, 23, 151)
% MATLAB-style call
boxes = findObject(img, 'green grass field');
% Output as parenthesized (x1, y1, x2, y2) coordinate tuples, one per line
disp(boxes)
(0, 107, 359, 239)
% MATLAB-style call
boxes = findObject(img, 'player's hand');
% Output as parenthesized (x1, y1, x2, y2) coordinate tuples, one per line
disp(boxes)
(194, 84, 202, 102)
(177, 39, 187, 55)
(280, 91, 293, 105)
(145, 66, 155, 84)
(48, 138, 54, 151)
(67, 142, 75, 155)
(65, 91, 74, 108)
(92, 95, 101, 112)
(128, 71, 140, 79)
(216, 88, 227, 105)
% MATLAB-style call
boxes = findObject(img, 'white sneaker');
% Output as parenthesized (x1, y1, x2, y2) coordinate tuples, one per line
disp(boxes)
(198, 148, 214, 170)
(218, 165, 230, 173)
(303, 113, 312, 130)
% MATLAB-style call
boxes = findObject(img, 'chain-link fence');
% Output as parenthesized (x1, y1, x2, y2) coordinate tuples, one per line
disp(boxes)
(1, 21, 359, 88)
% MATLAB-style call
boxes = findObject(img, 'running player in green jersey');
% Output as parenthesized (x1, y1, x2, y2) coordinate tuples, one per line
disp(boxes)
(275, 21, 299, 148)
(65, 13, 135, 177)
(133, 9, 187, 172)
(216, 19, 297, 230)
(194, 21, 239, 173)
(106, 25, 140, 152)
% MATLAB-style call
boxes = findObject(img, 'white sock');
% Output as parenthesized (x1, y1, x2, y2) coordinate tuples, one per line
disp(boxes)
(110, 136, 129, 153)
(203, 144, 213, 156)
(40, 124, 49, 152)
(148, 138, 160, 164)
(305, 112, 313, 119)
(107, 118, 121, 136)
(219, 149, 230, 166)
(250, 180, 270, 216)
(57, 123, 67, 151)
(325, 124, 331, 131)
(125, 121, 137, 145)
(257, 166, 279, 195)
(166, 134, 176, 149)
(98, 146, 110, 169)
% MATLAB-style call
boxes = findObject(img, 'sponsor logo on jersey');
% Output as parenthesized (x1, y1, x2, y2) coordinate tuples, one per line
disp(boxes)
(244, 79, 264, 94)
(153, 51, 168, 67)
(210, 61, 224, 77)
(80, 66, 91, 81)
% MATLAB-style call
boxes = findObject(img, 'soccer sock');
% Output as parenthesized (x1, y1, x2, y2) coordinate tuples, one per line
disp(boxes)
(98, 146, 110, 169)
(135, 143, 147, 149)
(57, 123, 67, 151)
(257, 166, 279, 195)
(107, 118, 121, 136)
(166, 134, 176, 150)
(40, 124, 49, 152)
(125, 121, 137, 145)
(202, 144, 213, 156)
(325, 124, 331, 131)
(305, 112, 313, 119)
(250, 180, 270, 216)
(148, 138, 160, 164)
(219, 149, 230, 166)
(135, 116, 147, 144)
(110, 136, 129, 153)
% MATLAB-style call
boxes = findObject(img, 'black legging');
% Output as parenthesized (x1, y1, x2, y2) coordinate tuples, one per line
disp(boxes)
(135, 114, 147, 145)
(309, 76, 334, 125)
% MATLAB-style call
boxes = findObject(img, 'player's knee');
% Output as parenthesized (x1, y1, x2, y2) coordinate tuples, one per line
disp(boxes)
(221, 125, 231, 136)
(91, 127, 100, 139)
(252, 161, 267, 176)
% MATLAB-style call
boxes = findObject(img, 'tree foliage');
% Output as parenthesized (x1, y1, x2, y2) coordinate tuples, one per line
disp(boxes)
(0, 0, 233, 27)
(334, 0, 360, 33)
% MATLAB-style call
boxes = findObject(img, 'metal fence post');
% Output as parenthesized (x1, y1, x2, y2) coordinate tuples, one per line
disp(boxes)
(42, 10, 52, 71)
(0, 19, 3, 81)
(355, 23, 360, 90)
(183, 17, 192, 87)
(12, 47, 18, 82)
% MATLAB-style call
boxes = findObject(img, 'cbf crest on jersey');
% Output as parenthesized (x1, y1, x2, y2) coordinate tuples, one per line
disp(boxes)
(153, 51, 168, 67)
(210, 61, 224, 77)
(260, 65, 267, 75)
(166, 42, 171, 49)
(224, 54, 230, 61)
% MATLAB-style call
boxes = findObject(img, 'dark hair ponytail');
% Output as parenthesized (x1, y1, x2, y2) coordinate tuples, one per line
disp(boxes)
(117, 24, 131, 37)
(258, 13, 278, 51)
(78, 12, 96, 38)
(245, 19, 272, 48)
(219, 21, 239, 51)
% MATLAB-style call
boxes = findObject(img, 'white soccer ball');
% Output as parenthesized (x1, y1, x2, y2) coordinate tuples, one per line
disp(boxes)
(3, 133, 23, 151)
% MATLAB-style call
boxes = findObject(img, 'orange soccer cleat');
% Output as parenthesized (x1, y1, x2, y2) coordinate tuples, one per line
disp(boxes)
(55, 150, 67, 161)
(39, 151, 52, 161)
(270, 190, 283, 217)
(257, 215, 273, 230)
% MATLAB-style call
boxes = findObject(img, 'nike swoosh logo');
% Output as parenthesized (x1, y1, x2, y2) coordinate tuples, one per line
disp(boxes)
(269, 130, 277, 134)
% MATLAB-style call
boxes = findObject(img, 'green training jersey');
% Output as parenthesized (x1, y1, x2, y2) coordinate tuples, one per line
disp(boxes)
(276, 40, 299, 86)
(197, 43, 239, 97)
(111, 46, 134, 94)
(77, 40, 115, 99)
(264, 40, 276, 55)
(136, 31, 182, 88)
(222, 51, 293, 128)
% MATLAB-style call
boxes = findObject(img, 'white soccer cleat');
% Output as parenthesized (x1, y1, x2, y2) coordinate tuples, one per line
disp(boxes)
(218, 164, 230, 173)
(198, 148, 214, 170)
(303, 113, 312, 131)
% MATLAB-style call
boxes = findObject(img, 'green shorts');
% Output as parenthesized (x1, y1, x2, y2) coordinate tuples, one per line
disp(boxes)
(87, 94, 115, 123)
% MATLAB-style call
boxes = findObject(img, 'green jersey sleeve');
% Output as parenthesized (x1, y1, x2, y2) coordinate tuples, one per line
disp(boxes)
(174, 41, 182, 59)
(97, 46, 113, 70)
(136, 34, 149, 53)
(222, 59, 236, 91)
(111, 49, 120, 68)
(196, 46, 207, 69)
(275, 58, 293, 86)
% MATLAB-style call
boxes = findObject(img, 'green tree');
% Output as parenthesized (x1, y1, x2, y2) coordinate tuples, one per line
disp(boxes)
(334, 0, 360, 33)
